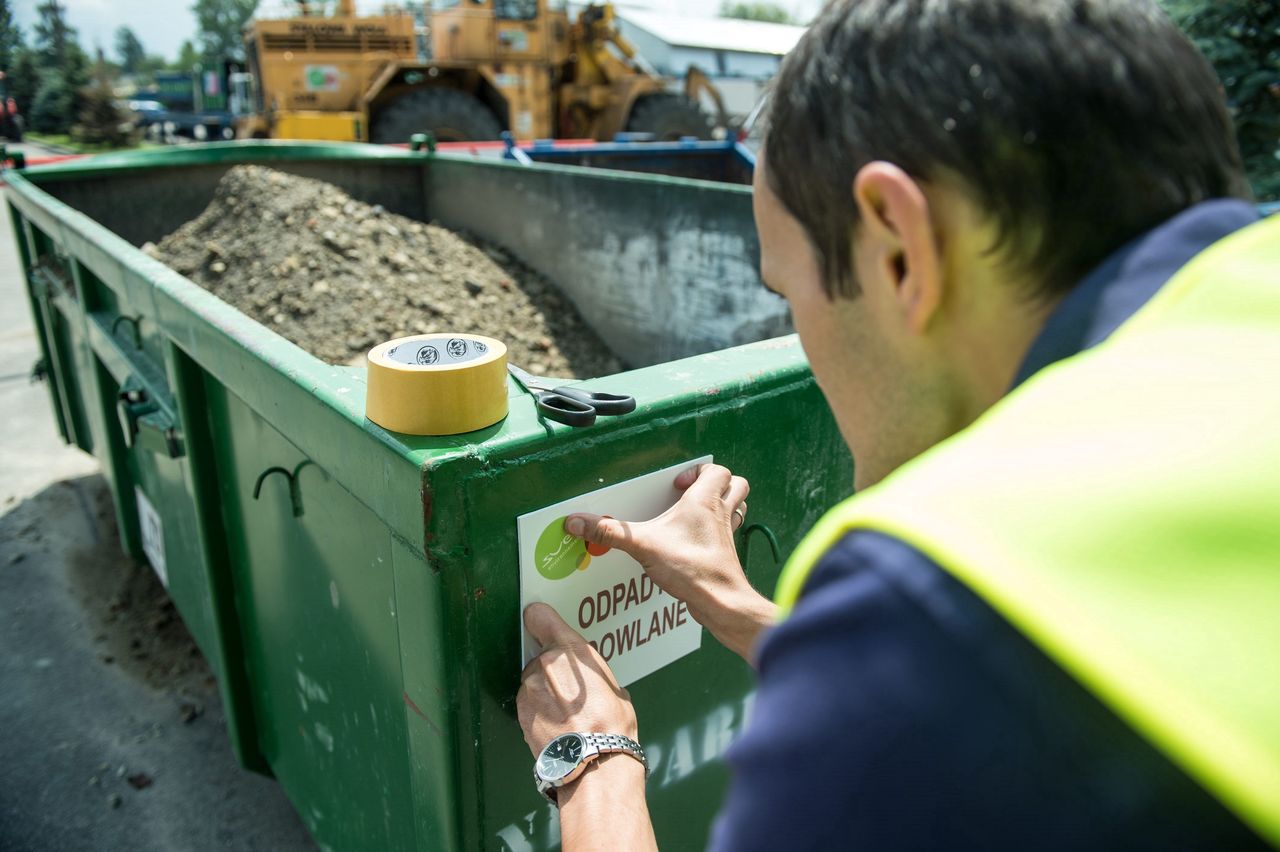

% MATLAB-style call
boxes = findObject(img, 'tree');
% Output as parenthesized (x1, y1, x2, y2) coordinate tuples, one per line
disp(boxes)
(9, 46, 37, 112)
(90, 43, 119, 82)
(72, 75, 133, 147)
(29, 66, 75, 131)
(138, 54, 168, 77)
(1159, 0, 1280, 202)
(173, 39, 201, 71)
(32, 1, 78, 70)
(0, 0, 22, 75)
(719, 1, 795, 24)
(192, 0, 259, 64)
(115, 26, 145, 75)
(28, 0, 88, 131)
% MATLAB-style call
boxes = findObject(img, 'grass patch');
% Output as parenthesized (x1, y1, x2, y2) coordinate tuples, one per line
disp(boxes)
(26, 132, 161, 155)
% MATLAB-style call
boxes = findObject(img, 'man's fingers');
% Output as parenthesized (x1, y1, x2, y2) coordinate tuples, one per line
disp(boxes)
(565, 513, 642, 556)
(524, 603, 586, 651)
(673, 464, 701, 490)
(722, 475, 749, 510)
(685, 463, 733, 501)
(520, 649, 548, 683)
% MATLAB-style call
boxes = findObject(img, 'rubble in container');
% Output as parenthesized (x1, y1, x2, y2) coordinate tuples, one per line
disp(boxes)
(146, 165, 621, 377)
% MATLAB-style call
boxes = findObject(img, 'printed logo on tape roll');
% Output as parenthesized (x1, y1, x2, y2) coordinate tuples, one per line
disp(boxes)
(416, 345, 440, 365)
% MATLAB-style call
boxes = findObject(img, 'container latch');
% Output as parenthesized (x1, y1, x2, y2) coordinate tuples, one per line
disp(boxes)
(117, 376, 185, 459)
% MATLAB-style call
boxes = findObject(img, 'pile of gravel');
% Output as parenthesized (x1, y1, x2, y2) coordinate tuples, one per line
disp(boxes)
(146, 165, 620, 377)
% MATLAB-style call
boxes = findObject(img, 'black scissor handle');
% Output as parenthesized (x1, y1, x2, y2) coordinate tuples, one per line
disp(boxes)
(536, 391, 597, 427)
(550, 386, 637, 416)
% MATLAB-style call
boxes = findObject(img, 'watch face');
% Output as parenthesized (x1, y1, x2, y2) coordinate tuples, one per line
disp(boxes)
(538, 733, 585, 782)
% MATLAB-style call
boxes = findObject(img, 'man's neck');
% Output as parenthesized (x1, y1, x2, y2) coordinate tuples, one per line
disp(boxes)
(926, 188, 1067, 428)
(946, 286, 1065, 431)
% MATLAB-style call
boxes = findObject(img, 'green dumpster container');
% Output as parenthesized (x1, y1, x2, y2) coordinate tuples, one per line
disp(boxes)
(7, 142, 852, 851)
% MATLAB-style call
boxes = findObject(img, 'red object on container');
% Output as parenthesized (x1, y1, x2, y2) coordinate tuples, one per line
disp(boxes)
(585, 515, 613, 556)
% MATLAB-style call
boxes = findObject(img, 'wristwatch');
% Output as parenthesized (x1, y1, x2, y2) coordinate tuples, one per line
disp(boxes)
(533, 732, 649, 803)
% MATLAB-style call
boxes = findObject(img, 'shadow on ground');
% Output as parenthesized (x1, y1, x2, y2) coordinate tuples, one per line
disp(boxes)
(0, 475, 316, 852)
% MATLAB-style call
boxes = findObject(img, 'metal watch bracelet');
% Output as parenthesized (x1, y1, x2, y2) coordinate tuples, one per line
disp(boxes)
(583, 732, 650, 775)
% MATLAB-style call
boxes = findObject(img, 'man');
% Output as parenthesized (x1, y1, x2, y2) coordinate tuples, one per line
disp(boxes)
(517, 0, 1279, 848)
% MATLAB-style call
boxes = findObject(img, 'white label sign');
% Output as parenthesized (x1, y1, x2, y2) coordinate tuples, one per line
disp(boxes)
(135, 487, 168, 588)
(518, 456, 711, 687)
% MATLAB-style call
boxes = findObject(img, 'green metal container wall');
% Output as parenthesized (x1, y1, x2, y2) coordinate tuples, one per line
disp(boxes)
(5, 142, 853, 852)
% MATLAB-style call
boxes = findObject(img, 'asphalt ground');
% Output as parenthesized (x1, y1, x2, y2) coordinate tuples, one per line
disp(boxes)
(0, 162, 318, 851)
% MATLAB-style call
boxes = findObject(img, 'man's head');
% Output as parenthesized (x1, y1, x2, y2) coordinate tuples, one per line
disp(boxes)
(756, 0, 1250, 489)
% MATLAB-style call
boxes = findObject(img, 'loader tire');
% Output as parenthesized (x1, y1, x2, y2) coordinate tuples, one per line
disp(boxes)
(371, 88, 503, 144)
(2, 114, 23, 142)
(626, 94, 713, 141)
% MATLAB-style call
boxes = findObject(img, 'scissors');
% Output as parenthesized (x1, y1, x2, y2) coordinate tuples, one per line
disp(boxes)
(507, 364, 637, 427)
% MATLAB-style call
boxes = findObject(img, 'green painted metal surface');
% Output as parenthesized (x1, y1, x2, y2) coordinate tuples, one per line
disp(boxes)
(5, 142, 853, 851)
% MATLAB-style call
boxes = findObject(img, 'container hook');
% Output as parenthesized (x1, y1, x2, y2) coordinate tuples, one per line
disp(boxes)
(409, 132, 437, 154)
(741, 522, 781, 565)
(252, 460, 316, 518)
(111, 314, 143, 349)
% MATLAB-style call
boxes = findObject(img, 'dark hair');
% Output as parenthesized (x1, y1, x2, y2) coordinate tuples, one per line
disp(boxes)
(765, 0, 1252, 300)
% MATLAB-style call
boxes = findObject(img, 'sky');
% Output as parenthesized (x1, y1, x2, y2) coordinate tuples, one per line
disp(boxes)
(12, 0, 819, 63)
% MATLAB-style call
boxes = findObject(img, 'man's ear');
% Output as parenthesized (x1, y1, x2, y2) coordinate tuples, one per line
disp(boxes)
(851, 162, 943, 335)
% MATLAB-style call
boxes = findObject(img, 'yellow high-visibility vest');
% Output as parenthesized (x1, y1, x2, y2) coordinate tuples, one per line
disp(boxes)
(775, 214, 1280, 846)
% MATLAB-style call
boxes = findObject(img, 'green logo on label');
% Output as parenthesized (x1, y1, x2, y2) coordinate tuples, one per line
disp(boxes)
(534, 516, 590, 580)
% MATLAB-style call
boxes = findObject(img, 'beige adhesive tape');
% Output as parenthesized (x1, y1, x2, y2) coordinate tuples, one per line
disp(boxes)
(366, 333, 508, 435)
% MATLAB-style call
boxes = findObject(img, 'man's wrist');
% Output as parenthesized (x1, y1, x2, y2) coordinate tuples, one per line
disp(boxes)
(556, 752, 657, 852)
(557, 751, 647, 807)
(693, 584, 777, 665)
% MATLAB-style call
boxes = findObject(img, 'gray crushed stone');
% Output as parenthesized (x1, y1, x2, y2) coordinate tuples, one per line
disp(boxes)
(147, 165, 620, 377)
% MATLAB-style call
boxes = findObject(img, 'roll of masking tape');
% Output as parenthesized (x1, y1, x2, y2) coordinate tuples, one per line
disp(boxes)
(366, 333, 508, 435)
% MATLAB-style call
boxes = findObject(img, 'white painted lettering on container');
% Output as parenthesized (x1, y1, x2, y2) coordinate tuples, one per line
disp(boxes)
(296, 670, 331, 713)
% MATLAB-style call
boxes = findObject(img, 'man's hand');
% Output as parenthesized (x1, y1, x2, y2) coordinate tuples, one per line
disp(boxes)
(564, 463, 776, 663)
(517, 603, 637, 758)
(518, 604, 656, 851)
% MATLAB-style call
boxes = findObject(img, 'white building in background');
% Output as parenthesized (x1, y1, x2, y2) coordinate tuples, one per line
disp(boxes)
(611, 8, 807, 123)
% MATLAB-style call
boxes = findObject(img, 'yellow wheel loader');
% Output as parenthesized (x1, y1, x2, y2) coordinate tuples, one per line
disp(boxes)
(235, 0, 720, 144)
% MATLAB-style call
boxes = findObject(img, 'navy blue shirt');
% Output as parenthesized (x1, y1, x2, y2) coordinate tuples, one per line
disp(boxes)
(710, 201, 1266, 851)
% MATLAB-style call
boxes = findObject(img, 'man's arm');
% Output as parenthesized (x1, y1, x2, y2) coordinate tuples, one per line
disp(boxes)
(517, 604, 658, 852)
(517, 463, 759, 850)
(558, 754, 653, 852)
(694, 583, 777, 664)
(709, 530, 1264, 851)
(564, 463, 774, 663)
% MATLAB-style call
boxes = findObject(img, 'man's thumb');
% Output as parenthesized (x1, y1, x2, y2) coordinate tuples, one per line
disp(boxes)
(564, 513, 632, 552)
(524, 602, 584, 649)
